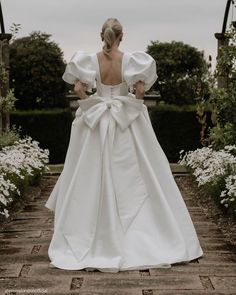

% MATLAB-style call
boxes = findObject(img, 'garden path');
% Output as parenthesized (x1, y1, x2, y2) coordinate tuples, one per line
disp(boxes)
(0, 171, 236, 295)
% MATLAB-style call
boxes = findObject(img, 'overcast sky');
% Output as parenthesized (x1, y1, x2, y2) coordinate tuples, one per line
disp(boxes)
(1, 0, 234, 68)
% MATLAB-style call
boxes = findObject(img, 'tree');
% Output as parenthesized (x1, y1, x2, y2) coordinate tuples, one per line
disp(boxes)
(146, 41, 210, 105)
(9, 31, 68, 109)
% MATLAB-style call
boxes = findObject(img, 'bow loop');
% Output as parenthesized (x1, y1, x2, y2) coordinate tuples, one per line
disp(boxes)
(77, 94, 144, 130)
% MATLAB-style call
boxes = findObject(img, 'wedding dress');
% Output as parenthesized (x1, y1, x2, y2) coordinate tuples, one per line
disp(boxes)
(45, 50, 203, 272)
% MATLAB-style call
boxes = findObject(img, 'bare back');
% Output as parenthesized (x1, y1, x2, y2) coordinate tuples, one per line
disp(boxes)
(96, 51, 124, 85)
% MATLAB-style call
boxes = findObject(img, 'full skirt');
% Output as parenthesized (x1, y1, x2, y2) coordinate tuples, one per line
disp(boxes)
(45, 94, 203, 272)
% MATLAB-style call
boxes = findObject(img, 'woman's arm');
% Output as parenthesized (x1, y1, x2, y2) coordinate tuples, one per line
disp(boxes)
(134, 81, 145, 100)
(74, 80, 88, 99)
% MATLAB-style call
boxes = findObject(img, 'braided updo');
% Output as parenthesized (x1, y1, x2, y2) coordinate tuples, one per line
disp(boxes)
(101, 18, 123, 57)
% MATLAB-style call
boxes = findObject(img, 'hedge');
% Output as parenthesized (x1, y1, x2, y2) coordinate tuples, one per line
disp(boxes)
(10, 104, 213, 164)
(10, 108, 73, 164)
(149, 104, 213, 162)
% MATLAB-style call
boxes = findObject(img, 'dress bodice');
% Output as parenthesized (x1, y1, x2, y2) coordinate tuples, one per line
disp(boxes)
(94, 53, 129, 98)
(96, 82, 129, 98)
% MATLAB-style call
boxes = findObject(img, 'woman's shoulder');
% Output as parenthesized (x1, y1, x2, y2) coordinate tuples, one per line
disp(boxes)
(62, 50, 97, 89)
(123, 50, 156, 73)
(69, 50, 153, 61)
(65, 50, 97, 73)
(123, 50, 157, 91)
(124, 50, 154, 60)
(69, 50, 96, 64)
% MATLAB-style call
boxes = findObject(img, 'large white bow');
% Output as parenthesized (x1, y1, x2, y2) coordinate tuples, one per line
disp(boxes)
(76, 94, 144, 131)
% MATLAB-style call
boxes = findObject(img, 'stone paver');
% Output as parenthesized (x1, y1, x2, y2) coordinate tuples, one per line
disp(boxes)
(0, 174, 236, 295)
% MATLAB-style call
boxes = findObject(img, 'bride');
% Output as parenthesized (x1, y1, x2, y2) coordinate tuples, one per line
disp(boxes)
(45, 18, 203, 272)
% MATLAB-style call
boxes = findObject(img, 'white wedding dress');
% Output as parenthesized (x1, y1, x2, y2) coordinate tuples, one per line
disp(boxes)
(45, 50, 203, 272)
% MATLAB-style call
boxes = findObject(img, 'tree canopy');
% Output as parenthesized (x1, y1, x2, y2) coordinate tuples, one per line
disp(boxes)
(147, 41, 209, 105)
(9, 31, 68, 109)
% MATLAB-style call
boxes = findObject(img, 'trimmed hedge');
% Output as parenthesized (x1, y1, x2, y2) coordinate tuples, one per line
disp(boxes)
(10, 104, 213, 164)
(149, 104, 213, 162)
(10, 108, 73, 164)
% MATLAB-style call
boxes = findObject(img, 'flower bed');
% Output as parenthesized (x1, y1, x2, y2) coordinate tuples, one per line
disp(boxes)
(179, 145, 236, 217)
(0, 136, 49, 219)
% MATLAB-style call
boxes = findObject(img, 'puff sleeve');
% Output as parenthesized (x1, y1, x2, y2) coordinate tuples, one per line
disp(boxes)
(123, 51, 157, 92)
(62, 51, 96, 91)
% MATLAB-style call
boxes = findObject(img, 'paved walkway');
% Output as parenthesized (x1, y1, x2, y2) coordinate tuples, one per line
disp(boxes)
(0, 174, 236, 295)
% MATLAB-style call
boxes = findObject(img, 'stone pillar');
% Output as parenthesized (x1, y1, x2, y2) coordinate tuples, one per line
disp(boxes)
(0, 33, 12, 133)
(214, 32, 229, 88)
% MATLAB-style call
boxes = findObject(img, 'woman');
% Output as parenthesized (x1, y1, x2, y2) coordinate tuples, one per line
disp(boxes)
(45, 18, 203, 272)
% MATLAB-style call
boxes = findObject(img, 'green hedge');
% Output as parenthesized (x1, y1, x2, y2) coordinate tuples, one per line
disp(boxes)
(10, 105, 213, 164)
(149, 104, 213, 162)
(10, 108, 73, 164)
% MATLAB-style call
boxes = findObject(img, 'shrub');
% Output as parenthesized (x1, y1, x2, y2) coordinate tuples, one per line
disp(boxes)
(149, 104, 213, 162)
(0, 136, 49, 219)
(208, 25, 236, 149)
(9, 31, 68, 109)
(10, 108, 73, 164)
(179, 145, 236, 216)
(146, 41, 210, 105)
(0, 125, 21, 149)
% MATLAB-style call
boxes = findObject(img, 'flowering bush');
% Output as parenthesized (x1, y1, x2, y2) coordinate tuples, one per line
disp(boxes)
(177, 26, 236, 217)
(0, 135, 49, 219)
(220, 175, 236, 211)
(179, 145, 236, 216)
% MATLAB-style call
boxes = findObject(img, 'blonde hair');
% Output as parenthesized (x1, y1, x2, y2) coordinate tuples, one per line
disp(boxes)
(101, 18, 123, 57)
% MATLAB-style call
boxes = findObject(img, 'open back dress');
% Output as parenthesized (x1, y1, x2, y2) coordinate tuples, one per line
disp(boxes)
(45, 50, 203, 272)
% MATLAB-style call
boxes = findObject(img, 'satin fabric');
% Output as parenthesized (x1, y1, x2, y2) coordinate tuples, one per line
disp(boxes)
(45, 90, 203, 272)
(61, 51, 158, 93)
(45, 51, 203, 272)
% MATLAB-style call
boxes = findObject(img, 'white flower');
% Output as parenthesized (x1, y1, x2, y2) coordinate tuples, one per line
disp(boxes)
(224, 145, 236, 152)
(0, 135, 49, 218)
(179, 146, 236, 186)
(0, 208, 9, 218)
(220, 175, 236, 208)
(180, 146, 236, 212)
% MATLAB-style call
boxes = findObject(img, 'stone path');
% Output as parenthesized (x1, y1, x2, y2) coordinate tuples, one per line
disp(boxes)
(1, 174, 236, 295)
